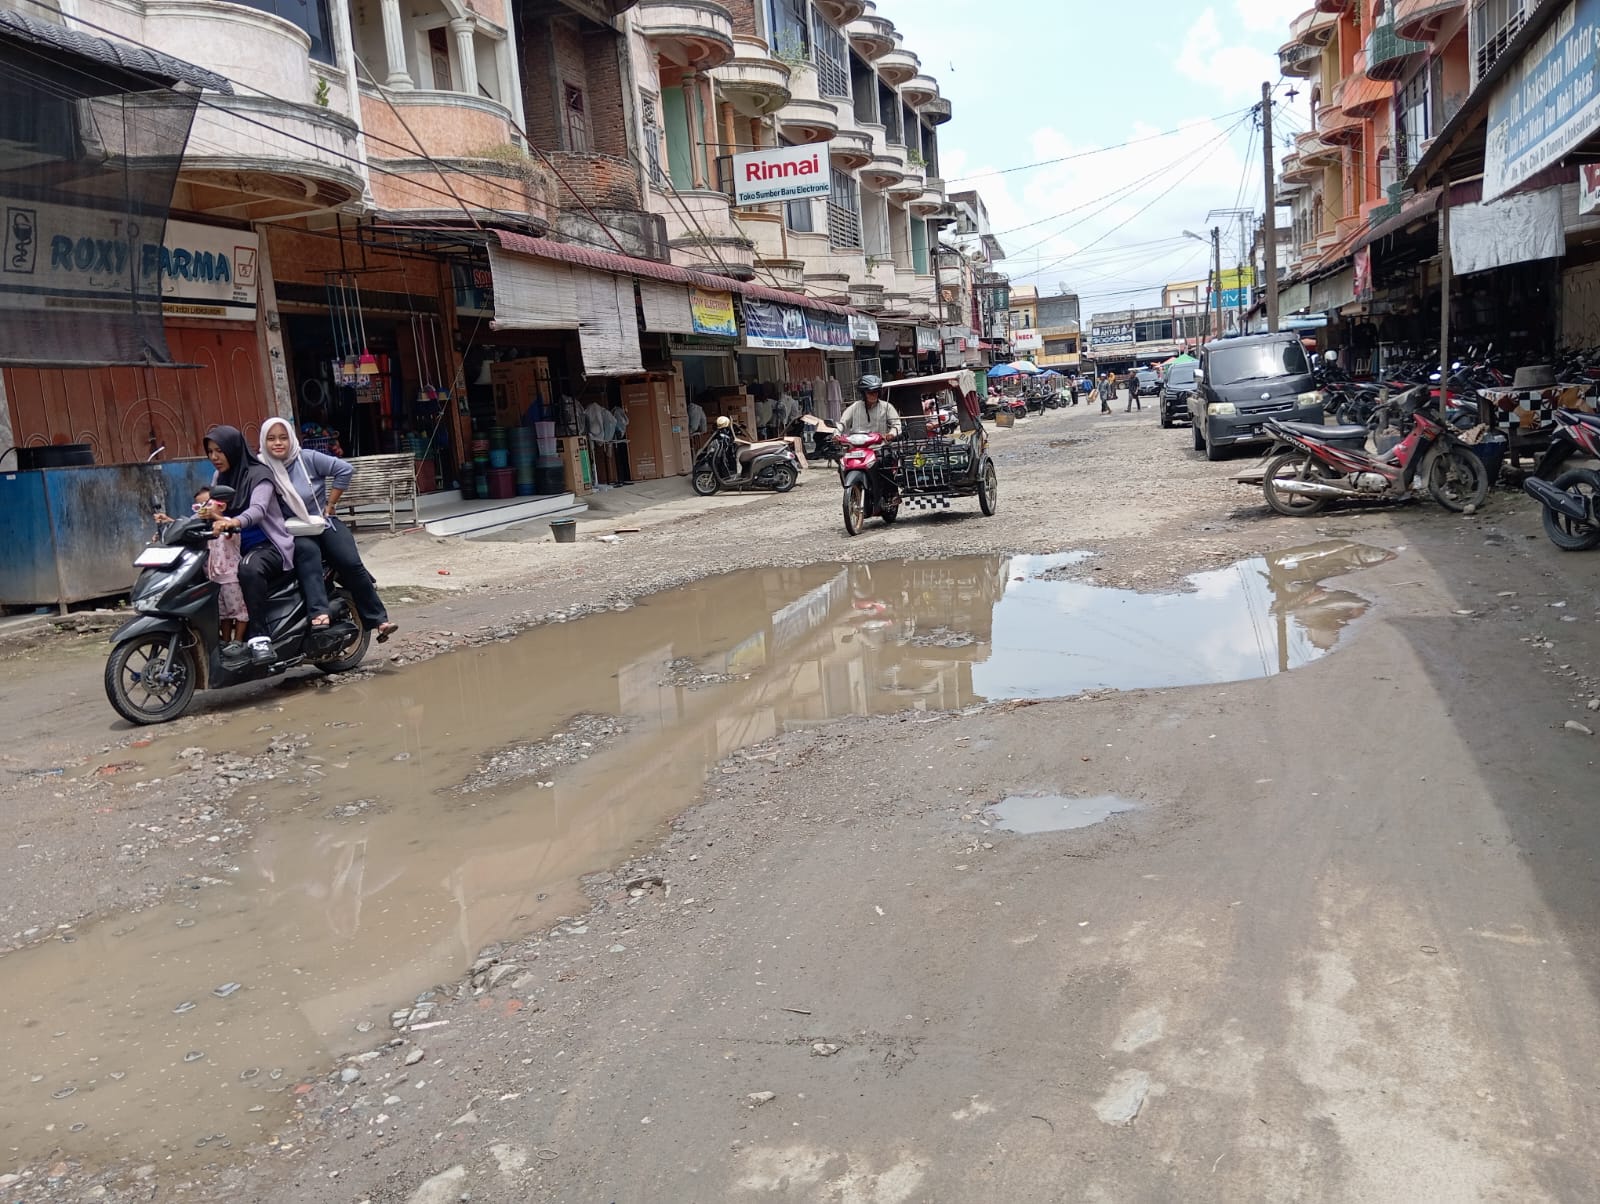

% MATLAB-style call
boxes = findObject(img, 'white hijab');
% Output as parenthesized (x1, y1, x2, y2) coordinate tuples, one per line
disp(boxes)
(257, 416, 315, 524)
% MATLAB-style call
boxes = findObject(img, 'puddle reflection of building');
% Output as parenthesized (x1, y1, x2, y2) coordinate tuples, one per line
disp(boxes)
(1257, 542, 1394, 670)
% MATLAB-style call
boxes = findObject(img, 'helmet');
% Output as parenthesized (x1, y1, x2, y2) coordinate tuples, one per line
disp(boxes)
(858, 374, 883, 393)
(715, 415, 732, 428)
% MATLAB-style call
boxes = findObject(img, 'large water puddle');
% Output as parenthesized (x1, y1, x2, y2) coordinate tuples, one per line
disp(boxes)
(0, 541, 1391, 1166)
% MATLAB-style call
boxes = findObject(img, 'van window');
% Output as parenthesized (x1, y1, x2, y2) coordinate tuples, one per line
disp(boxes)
(1207, 340, 1309, 387)
(1164, 363, 1196, 387)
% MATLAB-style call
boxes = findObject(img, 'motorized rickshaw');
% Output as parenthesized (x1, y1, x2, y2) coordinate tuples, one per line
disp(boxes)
(836, 370, 999, 535)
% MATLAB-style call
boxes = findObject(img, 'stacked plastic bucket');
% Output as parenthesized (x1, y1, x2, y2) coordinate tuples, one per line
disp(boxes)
(511, 426, 537, 495)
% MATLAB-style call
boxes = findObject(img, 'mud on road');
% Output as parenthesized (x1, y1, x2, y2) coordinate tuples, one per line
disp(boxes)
(5, 405, 1600, 1202)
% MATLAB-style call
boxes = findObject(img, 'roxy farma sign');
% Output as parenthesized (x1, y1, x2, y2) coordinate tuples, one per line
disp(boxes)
(732, 143, 832, 207)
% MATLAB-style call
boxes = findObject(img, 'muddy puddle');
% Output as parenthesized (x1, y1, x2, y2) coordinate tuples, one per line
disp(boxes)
(989, 794, 1141, 833)
(0, 541, 1390, 1167)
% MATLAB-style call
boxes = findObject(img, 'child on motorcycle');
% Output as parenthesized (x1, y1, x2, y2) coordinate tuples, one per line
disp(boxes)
(194, 486, 249, 650)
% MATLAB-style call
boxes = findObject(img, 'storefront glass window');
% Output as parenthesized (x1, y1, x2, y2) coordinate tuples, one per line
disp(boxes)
(231, 0, 336, 64)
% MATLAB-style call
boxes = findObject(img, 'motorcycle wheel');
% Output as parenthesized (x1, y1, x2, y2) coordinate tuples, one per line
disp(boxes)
(1426, 447, 1489, 512)
(880, 497, 900, 524)
(842, 483, 867, 537)
(691, 468, 719, 496)
(1262, 452, 1333, 517)
(978, 461, 999, 515)
(314, 596, 372, 674)
(771, 464, 798, 493)
(105, 634, 197, 725)
(1540, 467, 1600, 550)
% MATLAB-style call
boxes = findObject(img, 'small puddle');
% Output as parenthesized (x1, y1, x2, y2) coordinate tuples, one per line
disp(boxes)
(988, 794, 1140, 833)
(0, 540, 1390, 1167)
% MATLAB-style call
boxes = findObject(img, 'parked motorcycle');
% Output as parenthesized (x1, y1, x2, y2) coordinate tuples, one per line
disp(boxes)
(105, 485, 370, 725)
(1249, 388, 1490, 517)
(1522, 407, 1600, 549)
(838, 431, 901, 535)
(690, 418, 800, 495)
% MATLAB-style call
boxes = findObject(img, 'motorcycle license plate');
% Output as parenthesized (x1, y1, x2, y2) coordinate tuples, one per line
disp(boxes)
(134, 545, 183, 568)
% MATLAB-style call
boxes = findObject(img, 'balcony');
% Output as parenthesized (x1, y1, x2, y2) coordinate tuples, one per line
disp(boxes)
(921, 96, 952, 125)
(861, 151, 906, 190)
(902, 73, 939, 106)
(1281, 150, 1317, 185)
(776, 97, 839, 144)
(1313, 0, 1350, 12)
(712, 36, 792, 115)
(1365, 22, 1427, 82)
(1394, 0, 1466, 43)
(635, 0, 735, 71)
(828, 129, 874, 169)
(846, 7, 896, 59)
(1297, 129, 1340, 168)
(1341, 68, 1394, 119)
(812, 0, 866, 23)
(1279, 39, 1321, 77)
(1317, 92, 1362, 145)
(887, 164, 925, 200)
(661, 189, 755, 278)
(876, 40, 920, 86)
(909, 178, 945, 215)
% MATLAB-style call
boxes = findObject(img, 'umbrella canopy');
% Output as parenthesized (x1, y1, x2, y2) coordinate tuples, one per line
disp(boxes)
(1039, 369, 1062, 378)
(987, 364, 1021, 379)
(1010, 360, 1040, 375)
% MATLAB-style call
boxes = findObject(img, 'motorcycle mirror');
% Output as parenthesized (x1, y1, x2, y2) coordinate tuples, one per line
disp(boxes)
(1324, 350, 1337, 363)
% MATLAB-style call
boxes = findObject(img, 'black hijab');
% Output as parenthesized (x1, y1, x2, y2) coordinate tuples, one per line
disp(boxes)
(204, 425, 273, 517)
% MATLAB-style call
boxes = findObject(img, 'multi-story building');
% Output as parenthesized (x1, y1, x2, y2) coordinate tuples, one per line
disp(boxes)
(2, 0, 964, 509)
(1034, 291, 1081, 373)
(938, 189, 1006, 368)
(1087, 301, 1210, 371)
(1007, 285, 1039, 361)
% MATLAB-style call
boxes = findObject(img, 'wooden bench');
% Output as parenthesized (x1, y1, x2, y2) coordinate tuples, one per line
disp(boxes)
(336, 453, 420, 532)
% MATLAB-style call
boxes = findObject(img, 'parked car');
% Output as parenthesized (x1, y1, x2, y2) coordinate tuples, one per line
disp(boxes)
(1134, 367, 1162, 397)
(1159, 360, 1197, 428)
(1191, 333, 1323, 462)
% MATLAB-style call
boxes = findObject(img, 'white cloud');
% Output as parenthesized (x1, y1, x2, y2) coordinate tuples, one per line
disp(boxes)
(1177, 6, 1283, 103)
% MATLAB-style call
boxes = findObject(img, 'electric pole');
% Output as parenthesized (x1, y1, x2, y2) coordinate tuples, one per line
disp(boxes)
(1212, 225, 1222, 339)
(1262, 81, 1280, 332)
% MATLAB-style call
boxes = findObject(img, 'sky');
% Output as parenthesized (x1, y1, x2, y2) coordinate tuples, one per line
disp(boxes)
(882, 0, 1312, 320)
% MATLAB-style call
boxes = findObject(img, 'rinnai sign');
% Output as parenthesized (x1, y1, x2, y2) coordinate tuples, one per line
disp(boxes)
(732, 143, 833, 206)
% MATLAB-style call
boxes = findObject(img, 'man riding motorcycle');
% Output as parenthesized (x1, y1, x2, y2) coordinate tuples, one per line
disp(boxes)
(839, 375, 902, 438)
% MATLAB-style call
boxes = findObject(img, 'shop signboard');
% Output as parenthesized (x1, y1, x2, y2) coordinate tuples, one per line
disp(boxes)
(731, 143, 833, 207)
(452, 261, 494, 318)
(1485, 0, 1600, 202)
(849, 312, 879, 343)
(1, 203, 259, 321)
(1011, 328, 1041, 351)
(1353, 247, 1372, 300)
(915, 326, 940, 352)
(743, 298, 809, 349)
(1091, 322, 1134, 347)
(805, 312, 851, 350)
(1217, 267, 1254, 311)
(690, 287, 737, 337)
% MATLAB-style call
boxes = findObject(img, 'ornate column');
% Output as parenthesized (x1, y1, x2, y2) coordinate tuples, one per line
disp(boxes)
(379, 0, 414, 90)
(449, 18, 478, 97)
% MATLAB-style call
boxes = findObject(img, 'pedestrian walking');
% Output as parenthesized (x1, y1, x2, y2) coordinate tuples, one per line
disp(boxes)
(1099, 373, 1112, 414)
(1125, 367, 1141, 413)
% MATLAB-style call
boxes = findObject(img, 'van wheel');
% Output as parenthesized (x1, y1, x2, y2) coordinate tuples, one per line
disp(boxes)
(1205, 434, 1227, 462)
(1192, 424, 1205, 452)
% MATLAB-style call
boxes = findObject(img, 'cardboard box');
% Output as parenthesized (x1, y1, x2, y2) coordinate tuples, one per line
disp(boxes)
(554, 435, 593, 495)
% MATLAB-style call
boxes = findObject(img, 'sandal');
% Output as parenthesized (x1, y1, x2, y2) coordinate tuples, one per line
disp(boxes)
(311, 614, 331, 628)
(376, 621, 399, 643)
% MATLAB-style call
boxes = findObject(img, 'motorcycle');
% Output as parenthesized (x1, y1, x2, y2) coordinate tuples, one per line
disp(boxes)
(838, 431, 901, 535)
(1522, 407, 1600, 549)
(689, 421, 800, 495)
(1249, 388, 1490, 517)
(105, 485, 371, 725)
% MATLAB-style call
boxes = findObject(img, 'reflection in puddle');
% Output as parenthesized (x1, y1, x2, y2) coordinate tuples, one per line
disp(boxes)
(988, 794, 1140, 833)
(0, 541, 1390, 1167)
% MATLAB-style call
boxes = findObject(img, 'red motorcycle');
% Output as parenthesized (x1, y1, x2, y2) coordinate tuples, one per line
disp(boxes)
(1251, 388, 1489, 517)
(1523, 407, 1600, 549)
(839, 431, 901, 535)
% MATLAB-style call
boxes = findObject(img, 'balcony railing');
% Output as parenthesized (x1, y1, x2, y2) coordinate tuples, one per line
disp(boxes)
(1366, 21, 1426, 81)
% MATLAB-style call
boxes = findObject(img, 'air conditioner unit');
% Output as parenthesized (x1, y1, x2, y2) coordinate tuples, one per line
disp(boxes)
(641, 213, 669, 263)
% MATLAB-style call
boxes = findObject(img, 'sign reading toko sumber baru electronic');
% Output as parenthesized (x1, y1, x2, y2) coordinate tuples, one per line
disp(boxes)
(732, 143, 833, 207)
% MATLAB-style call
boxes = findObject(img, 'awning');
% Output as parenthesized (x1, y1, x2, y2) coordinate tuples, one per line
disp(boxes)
(484, 246, 642, 375)
(1450, 185, 1564, 275)
(638, 279, 694, 334)
(493, 231, 857, 318)
(1353, 187, 1442, 253)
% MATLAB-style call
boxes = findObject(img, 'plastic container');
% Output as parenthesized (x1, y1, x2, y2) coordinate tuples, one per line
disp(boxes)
(1467, 433, 1508, 485)
(550, 518, 577, 543)
(486, 467, 516, 499)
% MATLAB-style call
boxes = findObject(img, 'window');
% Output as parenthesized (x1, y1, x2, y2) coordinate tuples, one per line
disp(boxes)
(1206, 339, 1310, 387)
(428, 27, 452, 91)
(768, 0, 810, 60)
(1472, 0, 1526, 81)
(1044, 337, 1078, 357)
(814, 18, 849, 99)
(642, 96, 665, 187)
(1134, 319, 1173, 342)
(851, 53, 877, 125)
(785, 197, 815, 233)
(232, 0, 336, 63)
(1396, 68, 1429, 174)
(879, 81, 901, 144)
(564, 85, 589, 153)
(828, 168, 861, 249)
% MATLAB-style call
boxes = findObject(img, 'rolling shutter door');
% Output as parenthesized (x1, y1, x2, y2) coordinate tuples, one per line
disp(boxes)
(638, 280, 695, 334)
(573, 270, 644, 376)
(486, 246, 580, 329)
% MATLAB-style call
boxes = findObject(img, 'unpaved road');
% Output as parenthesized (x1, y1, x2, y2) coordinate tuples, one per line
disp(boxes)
(4, 401, 1600, 1203)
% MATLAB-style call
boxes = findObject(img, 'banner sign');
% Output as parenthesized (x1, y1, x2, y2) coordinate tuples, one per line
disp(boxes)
(1011, 328, 1041, 351)
(690, 287, 737, 337)
(743, 298, 809, 349)
(2, 204, 259, 321)
(452, 260, 494, 317)
(805, 312, 851, 350)
(1091, 322, 1134, 346)
(849, 312, 879, 343)
(1582, 161, 1600, 213)
(731, 143, 832, 206)
(1485, 0, 1600, 201)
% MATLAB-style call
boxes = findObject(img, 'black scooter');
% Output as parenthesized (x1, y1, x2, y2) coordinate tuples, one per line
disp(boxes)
(690, 422, 800, 495)
(105, 485, 370, 725)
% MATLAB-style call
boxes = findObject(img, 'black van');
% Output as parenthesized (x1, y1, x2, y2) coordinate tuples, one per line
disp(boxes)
(1191, 333, 1323, 461)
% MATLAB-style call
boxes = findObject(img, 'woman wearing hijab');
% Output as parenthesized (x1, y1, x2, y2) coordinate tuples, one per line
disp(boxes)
(203, 425, 295, 664)
(257, 417, 398, 642)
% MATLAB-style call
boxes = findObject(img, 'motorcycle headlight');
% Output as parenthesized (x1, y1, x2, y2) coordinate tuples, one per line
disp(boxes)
(1208, 402, 1237, 416)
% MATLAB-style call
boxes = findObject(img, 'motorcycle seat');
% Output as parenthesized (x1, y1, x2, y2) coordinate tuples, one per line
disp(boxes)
(737, 440, 788, 465)
(1567, 410, 1600, 429)
(1277, 420, 1368, 441)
